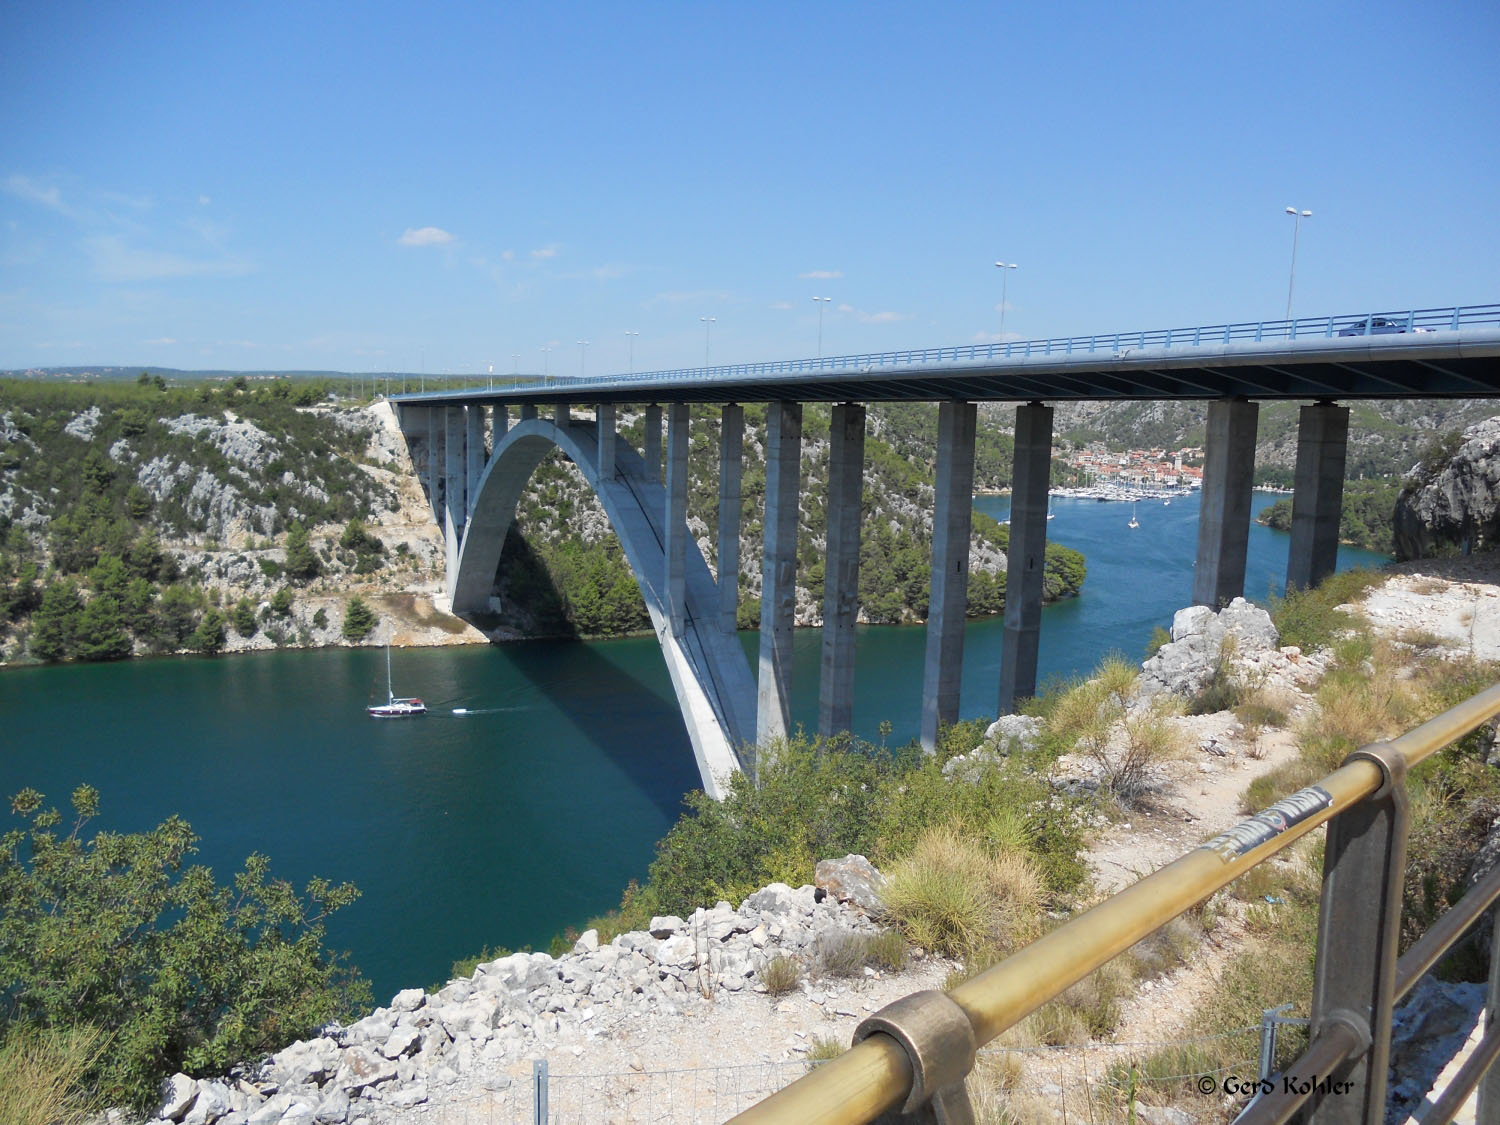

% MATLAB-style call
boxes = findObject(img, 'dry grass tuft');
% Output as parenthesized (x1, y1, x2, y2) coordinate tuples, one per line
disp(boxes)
(0, 1026, 108, 1125)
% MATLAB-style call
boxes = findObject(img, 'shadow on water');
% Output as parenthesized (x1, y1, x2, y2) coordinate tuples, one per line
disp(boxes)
(462, 534, 702, 822)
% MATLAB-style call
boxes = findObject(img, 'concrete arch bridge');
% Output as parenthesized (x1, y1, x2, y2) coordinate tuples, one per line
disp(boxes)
(394, 303, 1500, 797)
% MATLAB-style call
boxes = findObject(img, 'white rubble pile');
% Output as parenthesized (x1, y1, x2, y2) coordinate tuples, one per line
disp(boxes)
(144, 876, 885, 1125)
(1137, 596, 1327, 698)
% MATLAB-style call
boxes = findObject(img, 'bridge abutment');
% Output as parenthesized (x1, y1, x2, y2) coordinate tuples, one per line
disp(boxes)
(1193, 399, 1259, 607)
(1287, 401, 1350, 593)
(819, 403, 866, 737)
(717, 405, 743, 634)
(757, 402, 802, 744)
(999, 402, 1053, 714)
(920, 400, 977, 751)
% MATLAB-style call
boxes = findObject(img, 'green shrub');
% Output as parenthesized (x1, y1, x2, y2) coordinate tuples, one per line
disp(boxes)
(0, 787, 370, 1110)
(232, 597, 258, 637)
(342, 596, 377, 641)
(1269, 568, 1381, 652)
(805, 1035, 844, 1062)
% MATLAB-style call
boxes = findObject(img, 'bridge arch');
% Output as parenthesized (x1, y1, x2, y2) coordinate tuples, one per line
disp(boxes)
(450, 416, 755, 798)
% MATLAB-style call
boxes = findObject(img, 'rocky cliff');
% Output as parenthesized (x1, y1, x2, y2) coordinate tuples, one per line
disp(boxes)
(1393, 416, 1500, 560)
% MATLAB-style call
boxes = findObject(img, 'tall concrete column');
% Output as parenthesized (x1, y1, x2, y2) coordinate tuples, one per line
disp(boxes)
(519, 403, 537, 422)
(1193, 399, 1260, 608)
(1287, 402, 1350, 593)
(819, 404, 866, 737)
(443, 407, 465, 579)
(999, 403, 1054, 714)
(596, 403, 617, 480)
(555, 403, 570, 428)
(920, 401, 978, 751)
(466, 405, 485, 518)
(643, 404, 662, 483)
(665, 404, 690, 637)
(494, 404, 509, 439)
(718, 404, 744, 634)
(757, 402, 802, 744)
(427, 407, 445, 525)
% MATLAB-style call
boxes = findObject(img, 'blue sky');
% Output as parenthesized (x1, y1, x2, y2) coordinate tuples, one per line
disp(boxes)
(3, 1, 1497, 376)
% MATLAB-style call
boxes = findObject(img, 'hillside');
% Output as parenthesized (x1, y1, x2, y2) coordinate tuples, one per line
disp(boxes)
(0, 382, 1085, 664)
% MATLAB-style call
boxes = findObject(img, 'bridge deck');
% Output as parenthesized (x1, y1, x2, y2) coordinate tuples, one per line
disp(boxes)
(393, 306, 1500, 407)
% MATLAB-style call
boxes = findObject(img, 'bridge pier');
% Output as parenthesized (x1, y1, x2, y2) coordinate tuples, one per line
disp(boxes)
(999, 402, 1053, 714)
(596, 403, 617, 479)
(466, 406, 486, 519)
(718, 405, 743, 634)
(757, 402, 802, 744)
(494, 404, 509, 439)
(1287, 401, 1350, 593)
(444, 407, 465, 585)
(666, 403, 690, 637)
(920, 401, 977, 752)
(519, 404, 537, 422)
(644, 404, 662, 483)
(428, 407, 445, 525)
(1193, 399, 1259, 607)
(819, 404, 865, 737)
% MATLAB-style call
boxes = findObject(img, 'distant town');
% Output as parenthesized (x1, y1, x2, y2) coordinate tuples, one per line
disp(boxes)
(1056, 443, 1205, 500)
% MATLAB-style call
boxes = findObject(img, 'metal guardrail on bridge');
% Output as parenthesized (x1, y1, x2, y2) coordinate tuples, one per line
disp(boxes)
(730, 680, 1500, 1125)
(487, 303, 1500, 393)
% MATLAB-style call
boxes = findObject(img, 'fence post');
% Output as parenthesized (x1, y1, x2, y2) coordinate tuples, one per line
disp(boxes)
(1308, 743, 1408, 1125)
(534, 1057, 548, 1125)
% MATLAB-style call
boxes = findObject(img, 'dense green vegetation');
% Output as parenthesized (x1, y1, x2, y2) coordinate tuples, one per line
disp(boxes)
(1256, 478, 1403, 554)
(583, 721, 1090, 938)
(0, 786, 370, 1110)
(0, 378, 394, 662)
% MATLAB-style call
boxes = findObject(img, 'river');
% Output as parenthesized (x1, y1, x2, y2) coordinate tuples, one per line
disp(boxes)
(0, 491, 1387, 1001)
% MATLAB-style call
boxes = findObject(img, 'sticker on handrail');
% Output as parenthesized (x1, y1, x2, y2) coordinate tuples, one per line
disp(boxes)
(1200, 786, 1334, 862)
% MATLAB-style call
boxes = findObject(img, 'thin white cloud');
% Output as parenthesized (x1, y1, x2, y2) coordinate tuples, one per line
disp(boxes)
(530, 244, 559, 260)
(799, 270, 843, 280)
(769, 300, 793, 311)
(198, 195, 212, 206)
(501, 249, 515, 261)
(558, 263, 628, 281)
(860, 310, 904, 324)
(143, 337, 178, 345)
(398, 226, 454, 247)
(645, 289, 732, 308)
(837, 303, 855, 314)
(5, 174, 73, 217)
(85, 235, 251, 282)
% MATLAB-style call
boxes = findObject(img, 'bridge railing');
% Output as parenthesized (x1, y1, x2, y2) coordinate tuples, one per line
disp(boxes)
(729, 680, 1500, 1125)
(479, 303, 1500, 395)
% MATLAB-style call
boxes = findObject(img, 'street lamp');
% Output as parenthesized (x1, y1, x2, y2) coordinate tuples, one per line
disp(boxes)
(994, 262, 1018, 341)
(1284, 207, 1312, 324)
(511, 353, 520, 378)
(813, 296, 831, 357)
(540, 345, 552, 382)
(700, 316, 716, 367)
(577, 339, 589, 377)
(625, 330, 639, 373)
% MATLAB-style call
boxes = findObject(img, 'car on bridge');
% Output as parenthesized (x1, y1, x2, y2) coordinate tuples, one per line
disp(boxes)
(1338, 315, 1434, 336)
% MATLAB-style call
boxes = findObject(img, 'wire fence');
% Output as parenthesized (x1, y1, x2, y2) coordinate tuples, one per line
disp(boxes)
(374, 1023, 1276, 1124)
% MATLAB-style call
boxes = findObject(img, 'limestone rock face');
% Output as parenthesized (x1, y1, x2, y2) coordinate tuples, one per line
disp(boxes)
(814, 855, 887, 917)
(1394, 416, 1500, 560)
(1137, 597, 1278, 698)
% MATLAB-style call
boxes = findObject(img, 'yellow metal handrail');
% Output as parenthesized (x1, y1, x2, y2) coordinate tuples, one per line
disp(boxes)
(731, 682, 1500, 1124)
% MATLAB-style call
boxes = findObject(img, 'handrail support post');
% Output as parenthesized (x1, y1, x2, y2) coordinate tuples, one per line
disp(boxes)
(1479, 895, 1500, 1123)
(854, 991, 978, 1123)
(1309, 742, 1409, 1125)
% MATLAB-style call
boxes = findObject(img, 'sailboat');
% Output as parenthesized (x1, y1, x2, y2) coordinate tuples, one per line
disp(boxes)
(368, 634, 426, 718)
(1128, 501, 1140, 529)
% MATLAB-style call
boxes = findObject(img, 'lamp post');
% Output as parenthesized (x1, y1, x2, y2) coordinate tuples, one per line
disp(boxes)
(511, 353, 520, 378)
(540, 345, 552, 383)
(700, 316, 716, 367)
(577, 339, 589, 378)
(1284, 207, 1312, 324)
(994, 262, 1018, 341)
(625, 330, 639, 373)
(813, 296, 831, 357)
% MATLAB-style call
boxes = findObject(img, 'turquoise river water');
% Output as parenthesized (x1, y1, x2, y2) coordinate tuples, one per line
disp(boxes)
(0, 491, 1387, 1001)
